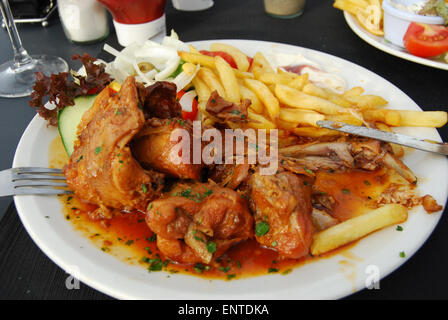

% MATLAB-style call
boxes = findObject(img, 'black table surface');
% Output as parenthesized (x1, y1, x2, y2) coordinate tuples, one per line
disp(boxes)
(0, 0, 447, 300)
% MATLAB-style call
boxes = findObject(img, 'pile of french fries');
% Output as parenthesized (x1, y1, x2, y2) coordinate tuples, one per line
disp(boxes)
(177, 43, 446, 255)
(334, 0, 384, 36)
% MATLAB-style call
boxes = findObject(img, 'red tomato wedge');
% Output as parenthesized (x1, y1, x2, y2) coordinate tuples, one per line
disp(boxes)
(200, 50, 238, 68)
(403, 22, 448, 58)
(177, 90, 199, 121)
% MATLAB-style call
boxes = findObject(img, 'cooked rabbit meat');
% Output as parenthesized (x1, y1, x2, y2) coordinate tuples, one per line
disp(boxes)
(64, 76, 163, 217)
(146, 184, 253, 264)
(146, 196, 201, 240)
(279, 139, 416, 183)
(132, 118, 203, 179)
(249, 172, 314, 259)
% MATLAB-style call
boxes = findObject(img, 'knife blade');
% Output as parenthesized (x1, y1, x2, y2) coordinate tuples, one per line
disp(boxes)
(316, 120, 448, 156)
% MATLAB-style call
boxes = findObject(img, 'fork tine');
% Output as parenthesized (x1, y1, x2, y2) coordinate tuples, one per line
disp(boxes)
(12, 174, 66, 181)
(14, 167, 63, 174)
(15, 181, 69, 188)
(13, 187, 73, 196)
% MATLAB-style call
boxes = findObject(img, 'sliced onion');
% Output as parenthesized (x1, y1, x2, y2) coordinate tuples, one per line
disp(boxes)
(179, 90, 197, 113)
(155, 56, 181, 81)
(172, 64, 200, 92)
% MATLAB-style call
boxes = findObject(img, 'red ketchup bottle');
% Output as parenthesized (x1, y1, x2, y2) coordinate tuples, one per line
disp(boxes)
(98, 0, 167, 46)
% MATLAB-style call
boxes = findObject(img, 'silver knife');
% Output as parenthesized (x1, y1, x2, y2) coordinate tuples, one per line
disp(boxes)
(316, 120, 448, 156)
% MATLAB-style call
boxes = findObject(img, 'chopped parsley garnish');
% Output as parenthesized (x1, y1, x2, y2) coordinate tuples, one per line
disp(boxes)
(194, 263, 205, 274)
(236, 260, 241, 269)
(125, 240, 134, 246)
(219, 266, 230, 273)
(268, 268, 278, 273)
(255, 221, 270, 237)
(341, 188, 351, 194)
(206, 241, 217, 254)
(141, 183, 148, 194)
(146, 235, 157, 242)
(94, 146, 102, 155)
(399, 251, 406, 258)
(304, 167, 313, 175)
(396, 225, 403, 231)
(231, 110, 240, 115)
(364, 180, 371, 186)
(226, 274, 236, 280)
(147, 203, 153, 211)
(148, 259, 163, 272)
(271, 240, 278, 247)
(202, 186, 213, 197)
(76, 155, 83, 162)
(176, 119, 185, 126)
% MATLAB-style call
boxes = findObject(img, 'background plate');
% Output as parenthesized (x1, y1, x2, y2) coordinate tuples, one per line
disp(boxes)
(344, 11, 448, 71)
(13, 39, 448, 300)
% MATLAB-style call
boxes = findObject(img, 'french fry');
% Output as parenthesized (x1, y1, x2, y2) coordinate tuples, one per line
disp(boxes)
(311, 204, 408, 255)
(277, 119, 298, 130)
(245, 79, 280, 120)
(326, 93, 352, 108)
(259, 72, 298, 86)
(302, 83, 329, 99)
(395, 110, 448, 127)
(179, 51, 216, 69)
(215, 56, 241, 104)
(275, 84, 346, 115)
(182, 62, 198, 76)
(197, 67, 226, 98)
(210, 43, 250, 72)
(325, 113, 364, 126)
(287, 73, 309, 91)
(192, 77, 211, 103)
(292, 127, 342, 138)
(334, 0, 369, 16)
(344, 94, 388, 109)
(247, 109, 277, 130)
(375, 123, 404, 157)
(362, 109, 401, 126)
(240, 84, 263, 113)
(342, 86, 364, 100)
(279, 108, 325, 127)
(251, 52, 275, 79)
(179, 51, 253, 79)
(189, 45, 200, 54)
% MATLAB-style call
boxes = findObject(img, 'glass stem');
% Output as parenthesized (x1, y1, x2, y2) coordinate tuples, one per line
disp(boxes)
(0, 0, 32, 68)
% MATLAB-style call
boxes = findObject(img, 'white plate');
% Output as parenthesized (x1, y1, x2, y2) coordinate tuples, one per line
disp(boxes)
(13, 39, 448, 300)
(344, 11, 448, 71)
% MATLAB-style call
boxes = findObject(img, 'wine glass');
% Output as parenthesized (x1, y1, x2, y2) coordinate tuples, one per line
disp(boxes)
(0, 0, 68, 98)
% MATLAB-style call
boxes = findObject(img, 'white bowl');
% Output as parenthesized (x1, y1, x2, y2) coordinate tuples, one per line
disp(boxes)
(382, 0, 444, 47)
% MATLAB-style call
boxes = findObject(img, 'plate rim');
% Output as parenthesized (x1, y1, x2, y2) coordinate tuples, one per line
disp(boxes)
(12, 39, 448, 300)
(343, 11, 448, 71)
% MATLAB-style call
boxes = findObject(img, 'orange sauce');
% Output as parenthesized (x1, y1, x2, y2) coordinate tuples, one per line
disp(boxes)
(49, 136, 379, 280)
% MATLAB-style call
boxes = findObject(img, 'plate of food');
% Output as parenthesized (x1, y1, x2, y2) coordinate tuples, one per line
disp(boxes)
(335, 0, 448, 71)
(13, 35, 448, 299)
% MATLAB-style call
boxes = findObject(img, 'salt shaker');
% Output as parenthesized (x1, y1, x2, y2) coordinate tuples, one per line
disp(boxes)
(58, 0, 109, 44)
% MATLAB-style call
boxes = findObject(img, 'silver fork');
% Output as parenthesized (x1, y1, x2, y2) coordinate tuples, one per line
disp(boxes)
(0, 167, 72, 196)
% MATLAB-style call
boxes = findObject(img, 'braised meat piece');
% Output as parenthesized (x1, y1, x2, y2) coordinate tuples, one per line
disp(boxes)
(137, 81, 181, 119)
(205, 91, 250, 122)
(249, 172, 314, 259)
(146, 183, 253, 264)
(64, 76, 163, 217)
(131, 118, 203, 180)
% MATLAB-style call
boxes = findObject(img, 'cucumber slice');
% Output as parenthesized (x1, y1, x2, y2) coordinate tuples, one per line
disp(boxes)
(58, 94, 97, 156)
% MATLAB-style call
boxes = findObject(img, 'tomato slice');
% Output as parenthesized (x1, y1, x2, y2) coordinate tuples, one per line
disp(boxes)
(177, 90, 199, 121)
(403, 22, 448, 58)
(200, 50, 238, 69)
